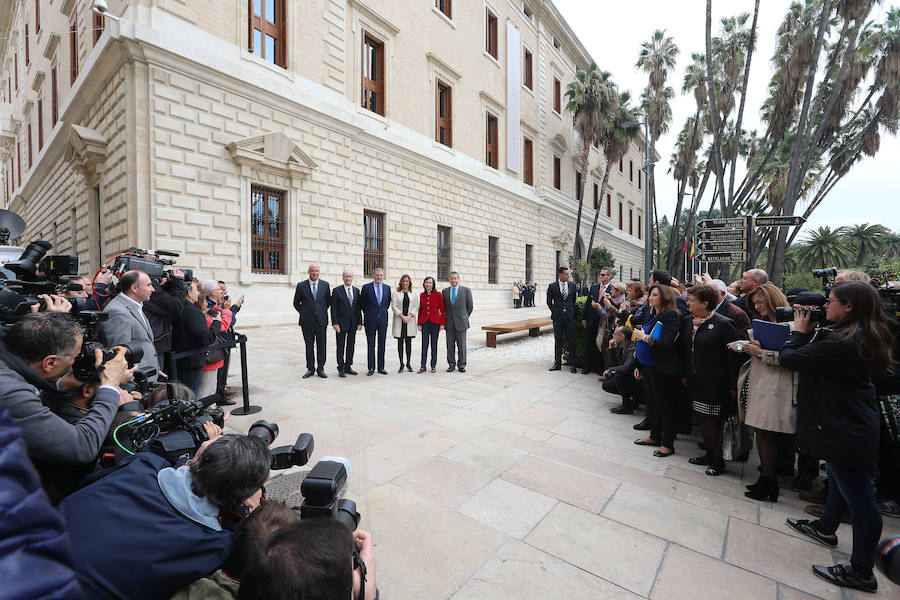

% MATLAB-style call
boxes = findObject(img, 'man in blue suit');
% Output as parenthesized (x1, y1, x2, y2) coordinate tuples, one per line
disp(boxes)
(547, 266, 578, 373)
(293, 264, 331, 379)
(359, 268, 390, 375)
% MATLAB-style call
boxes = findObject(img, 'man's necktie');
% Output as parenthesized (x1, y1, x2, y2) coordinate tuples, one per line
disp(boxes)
(561, 283, 568, 300)
(312, 282, 317, 299)
(451, 286, 457, 305)
(376, 284, 382, 305)
(347, 287, 352, 305)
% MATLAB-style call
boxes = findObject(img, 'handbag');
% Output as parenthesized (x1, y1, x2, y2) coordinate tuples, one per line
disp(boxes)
(722, 415, 753, 461)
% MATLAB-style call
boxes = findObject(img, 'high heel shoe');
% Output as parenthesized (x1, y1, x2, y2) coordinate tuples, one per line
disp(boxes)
(406, 363, 413, 372)
(746, 474, 764, 492)
(398, 365, 405, 373)
(745, 475, 779, 502)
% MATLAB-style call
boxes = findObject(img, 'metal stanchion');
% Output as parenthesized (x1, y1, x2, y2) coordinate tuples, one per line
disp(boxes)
(229, 334, 261, 416)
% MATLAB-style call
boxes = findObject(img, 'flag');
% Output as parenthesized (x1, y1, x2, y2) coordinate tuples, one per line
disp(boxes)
(683, 238, 688, 253)
(690, 241, 696, 260)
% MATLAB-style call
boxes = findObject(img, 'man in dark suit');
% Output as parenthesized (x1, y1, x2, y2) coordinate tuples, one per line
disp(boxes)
(603, 325, 640, 414)
(732, 268, 768, 314)
(582, 267, 613, 375)
(330, 269, 362, 377)
(359, 268, 390, 375)
(293, 264, 331, 379)
(710, 279, 751, 336)
(442, 271, 474, 372)
(547, 266, 578, 373)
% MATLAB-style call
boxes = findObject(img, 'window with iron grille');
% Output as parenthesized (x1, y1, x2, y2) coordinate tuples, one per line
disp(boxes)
(523, 137, 533, 185)
(435, 0, 451, 19)
(437, 226, 452, 281)
(435, 81, 452, 147)
(488, 236, 499, 284)
(250, 185, 285, 274)
(363, 210, 384, 277)
(523, 48, 533, 89)
(485, 8, 498, 59)
(362, 34, 384, 116)
(249, 0, 286, 67)
(485, 114, 498, 168)
(525, 244, 533, 282)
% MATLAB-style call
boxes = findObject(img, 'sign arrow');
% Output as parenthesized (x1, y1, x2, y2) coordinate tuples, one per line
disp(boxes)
(698, 251, 747, 263)
(698, 240, 747, 251)
(698, 229, 747, 241)
(753, 216, 806, 227)
(698, 217, 746, 229)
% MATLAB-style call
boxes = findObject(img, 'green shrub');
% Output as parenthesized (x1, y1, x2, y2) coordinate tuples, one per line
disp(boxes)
(863, 256, 900, 286)
(562, 296, 587, 366)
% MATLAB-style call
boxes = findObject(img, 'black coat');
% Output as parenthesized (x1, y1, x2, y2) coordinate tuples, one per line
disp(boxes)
(779, 325, 879, 468)
(681, 313, 742, 411)
(172, 300, 217, 370)
(330, 285, 362, 330)
(293, 279, 331, 328)
(546, 281, 577, 323)
(639, 309, 683, 376)
(717, 299, 751, 338)
(584, 283, 611, 326)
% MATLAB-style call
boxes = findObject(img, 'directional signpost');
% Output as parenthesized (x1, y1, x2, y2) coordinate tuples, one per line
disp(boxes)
(694, 214, 807, 270)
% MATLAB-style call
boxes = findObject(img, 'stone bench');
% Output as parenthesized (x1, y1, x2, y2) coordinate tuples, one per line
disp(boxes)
(481, 317, 553, 348)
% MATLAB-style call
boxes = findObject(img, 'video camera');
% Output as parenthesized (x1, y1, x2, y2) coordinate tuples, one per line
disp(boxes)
(110, 248, 193, 284)
(0, 240, 82, 322)
(775, 291, 828, 324)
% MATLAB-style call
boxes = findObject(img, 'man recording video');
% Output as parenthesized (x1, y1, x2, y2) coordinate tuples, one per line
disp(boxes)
(0, 313, 129, 496)
(100, 270, 162, 380)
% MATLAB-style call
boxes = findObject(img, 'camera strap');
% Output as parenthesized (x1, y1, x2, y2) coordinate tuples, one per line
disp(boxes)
(353, 546, 366, 600)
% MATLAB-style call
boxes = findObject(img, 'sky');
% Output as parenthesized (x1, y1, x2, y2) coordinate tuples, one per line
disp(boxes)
(551, 0, 900, 242)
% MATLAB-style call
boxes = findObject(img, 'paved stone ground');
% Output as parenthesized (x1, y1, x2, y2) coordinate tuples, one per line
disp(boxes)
(223, 305, 900, 599)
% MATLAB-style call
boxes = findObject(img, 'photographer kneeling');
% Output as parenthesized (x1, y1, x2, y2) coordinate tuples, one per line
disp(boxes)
(59, 423, 270, 600)
(0, 311, 130, 500)
(781, 281, 895, 593)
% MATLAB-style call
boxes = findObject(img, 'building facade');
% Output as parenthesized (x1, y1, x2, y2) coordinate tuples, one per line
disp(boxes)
(0, 0, 647, 326)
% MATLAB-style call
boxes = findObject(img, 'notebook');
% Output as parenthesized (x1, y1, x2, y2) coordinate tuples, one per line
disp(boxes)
(751, 319, 791, 351)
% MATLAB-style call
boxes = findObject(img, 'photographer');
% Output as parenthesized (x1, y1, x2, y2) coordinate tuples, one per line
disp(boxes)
(0, 313, 128, 479)
(173, 280, 219, 397)
(100, 270, 162, 380)
(144, 268, 188, 372)
(781, 281, 895, 592)
(238, 519, 378, 600)
(59, 423, 270, 600)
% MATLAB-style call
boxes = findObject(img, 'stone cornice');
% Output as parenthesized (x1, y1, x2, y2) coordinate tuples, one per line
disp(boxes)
(348, 0, 400, 37)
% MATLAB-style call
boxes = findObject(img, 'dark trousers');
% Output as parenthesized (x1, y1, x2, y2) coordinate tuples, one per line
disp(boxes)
(301, 324, 327, 370)
(647, 368, 681, 449)
(179, 367, 203, 398)
(552, 318, 576, 366)
(583, 320, 602, 373)
(365, 323, 387, 371)
(335, 327, 357, 369)
(819, 462, 882, 571)
(602, 371, 639, 400)
(420, 321, 440, 369)
(216, 348, 231, 395)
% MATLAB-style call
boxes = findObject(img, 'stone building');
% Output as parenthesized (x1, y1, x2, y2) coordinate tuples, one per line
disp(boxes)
(0, 0, 647, 326)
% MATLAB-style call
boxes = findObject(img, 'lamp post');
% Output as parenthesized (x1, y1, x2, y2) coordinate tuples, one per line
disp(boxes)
(623, 118, 652, 282)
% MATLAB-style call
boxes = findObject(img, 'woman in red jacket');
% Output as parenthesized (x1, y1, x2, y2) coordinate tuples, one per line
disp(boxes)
(417, 276, 445, 373)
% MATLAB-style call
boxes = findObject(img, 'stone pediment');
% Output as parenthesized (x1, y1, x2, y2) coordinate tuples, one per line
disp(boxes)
(549, 133, 568, 153)
(226, 131, 317, 178)
(64, 124, 108, 176)
(551, 228, 574, 247)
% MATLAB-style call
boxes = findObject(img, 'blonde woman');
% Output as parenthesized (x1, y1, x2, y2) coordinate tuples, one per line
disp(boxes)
(391, 274, 419, 372)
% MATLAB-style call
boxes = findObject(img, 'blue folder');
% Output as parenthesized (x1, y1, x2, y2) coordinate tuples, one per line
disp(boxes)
(751, 319, 791, 351)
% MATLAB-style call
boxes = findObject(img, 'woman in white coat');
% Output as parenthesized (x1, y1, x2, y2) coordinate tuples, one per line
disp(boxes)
(392, 273, 419, 372)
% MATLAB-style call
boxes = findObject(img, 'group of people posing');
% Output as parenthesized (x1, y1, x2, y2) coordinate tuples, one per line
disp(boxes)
(293, 265, 474, 377)
(549, 264, 897, 593)
(511, 280, 537, 308)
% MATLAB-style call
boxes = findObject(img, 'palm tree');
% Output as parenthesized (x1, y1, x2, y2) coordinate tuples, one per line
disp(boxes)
(586, 90, 639, 258)
(793, 226, 853, 269)
(841, 223, 889, 265)
(882, 231, 900, 257)
(564, 62, 615, 261)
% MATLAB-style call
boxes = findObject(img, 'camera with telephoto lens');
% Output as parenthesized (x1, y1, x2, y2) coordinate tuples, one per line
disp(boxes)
(69, 310, 144, 381)
(110, 248, 193, 284)
(0, 240, 81, 322)
(294, 458, 361, 534)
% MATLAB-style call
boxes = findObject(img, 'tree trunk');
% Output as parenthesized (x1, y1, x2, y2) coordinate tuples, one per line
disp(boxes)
(586, 163, 614, 259)
(705, 0, 729, 220)
(666, 110, 702, 271)
(727, 0, 760, 208)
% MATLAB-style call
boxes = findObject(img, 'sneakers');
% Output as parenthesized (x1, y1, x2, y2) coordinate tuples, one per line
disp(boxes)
(811, 563, 877, 593)
(785, 518, 838, 548)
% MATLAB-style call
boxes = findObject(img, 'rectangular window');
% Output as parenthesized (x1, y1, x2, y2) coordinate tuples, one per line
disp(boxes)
(17, 142, 21, 186)
(435, 81, 452, 147)
(249, 0, 286, 68)
(25, 25, 30, 66)
(638, 169, 642, 190)
(523, 137, 533, 185)
(15, 53, 18, 90)
(361, 34, 384, 116)
(618, 202, 623, 230)
(69, 21, 77, 84)
(553, 155, 561, 190)
(363, 210, 385, 277)
(437, 226, 452, 281)
(250, 185, 285, 274)
(523, 48, 533, 89)
(435, 0, 451, 19)
(51, 67, 58, 124)
(35, 1, 41, 33)
(638, 214, 642, 240)
(629, 159, 634, 182)
(525, 244, 533, 282)
(555, 250, 561, 271)
(27, 123, 32, 169)
(485, 9, 498, 59)
(93, 12, 105, 45)
(37, 98, 43, 150)
(593, 183, 599, 210)
(488, 236, 499, 284)
(606, 193, 611, 217)
(575, 171, 582, 201)
(619, 157, 623, 172)
(485, 114, 498, 169)
(553, 77, 561, 113)
(629, 209, 633, 235)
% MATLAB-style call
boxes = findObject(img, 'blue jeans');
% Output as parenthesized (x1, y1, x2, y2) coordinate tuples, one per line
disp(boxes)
(819, 462, 882, 570)
(179, 367, 203, 399)
(420, 321, 440, 369)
